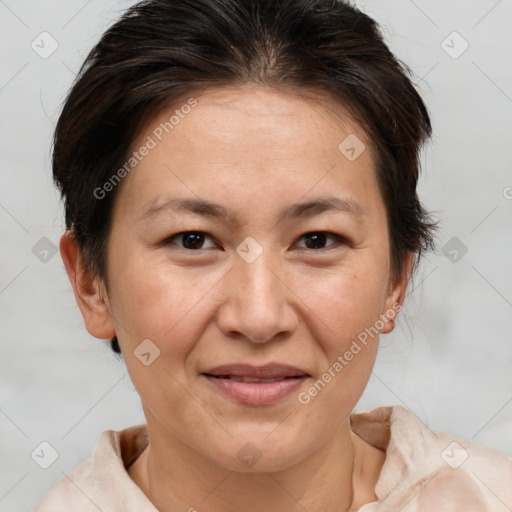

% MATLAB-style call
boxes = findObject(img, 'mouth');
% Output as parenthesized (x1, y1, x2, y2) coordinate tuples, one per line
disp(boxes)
(202, 363, 309, 380)
(206, 375, 302, 383)
(200, 364, 310, 405)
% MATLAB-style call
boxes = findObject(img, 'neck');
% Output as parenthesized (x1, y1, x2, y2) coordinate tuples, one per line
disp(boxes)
(128, 412, 383, 512)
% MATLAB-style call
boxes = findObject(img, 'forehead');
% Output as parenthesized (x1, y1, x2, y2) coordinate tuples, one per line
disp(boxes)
(112, 84, 381, 222)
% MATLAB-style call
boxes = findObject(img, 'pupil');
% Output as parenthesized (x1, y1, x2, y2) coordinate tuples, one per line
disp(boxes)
(182, 232, 204, 249)
(304, 232, 326, 249)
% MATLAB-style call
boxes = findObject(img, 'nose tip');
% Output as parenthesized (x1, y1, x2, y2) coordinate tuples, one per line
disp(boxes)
(216, 257, 298, 344)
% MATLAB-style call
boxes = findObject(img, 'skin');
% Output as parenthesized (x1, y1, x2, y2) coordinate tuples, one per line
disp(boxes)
(60, 84, 412, 512)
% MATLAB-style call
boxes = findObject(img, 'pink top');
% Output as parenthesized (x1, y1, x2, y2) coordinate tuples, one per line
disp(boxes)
(34, 405, 512, 511)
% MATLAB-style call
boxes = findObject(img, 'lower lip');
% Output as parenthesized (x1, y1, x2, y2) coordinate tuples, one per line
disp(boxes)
(202, 375, 309, 406)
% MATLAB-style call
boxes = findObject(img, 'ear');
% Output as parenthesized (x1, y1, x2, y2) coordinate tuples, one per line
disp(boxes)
(380, 252, 414, 335)
(59, 230, 116, 339)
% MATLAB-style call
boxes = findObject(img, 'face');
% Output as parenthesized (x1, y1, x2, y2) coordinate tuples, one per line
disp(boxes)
(77, 84, 408, 472)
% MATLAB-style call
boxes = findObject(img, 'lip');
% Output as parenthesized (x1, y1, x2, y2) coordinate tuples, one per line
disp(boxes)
(202, 364, 309, 379)
(201, 364, 310, 406)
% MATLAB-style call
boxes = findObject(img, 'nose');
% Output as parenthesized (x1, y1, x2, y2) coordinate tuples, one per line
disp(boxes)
(216, 250, 298, 344)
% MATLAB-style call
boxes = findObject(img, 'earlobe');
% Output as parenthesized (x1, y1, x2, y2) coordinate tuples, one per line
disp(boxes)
(59, 231, 116, 340)
(380, 252, 414, 335)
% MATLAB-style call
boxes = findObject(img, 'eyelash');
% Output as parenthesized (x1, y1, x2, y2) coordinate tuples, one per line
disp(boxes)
(162, 231, 348, 252)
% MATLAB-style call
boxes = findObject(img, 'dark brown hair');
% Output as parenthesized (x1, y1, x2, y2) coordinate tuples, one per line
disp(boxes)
(53, 0, 438, 355)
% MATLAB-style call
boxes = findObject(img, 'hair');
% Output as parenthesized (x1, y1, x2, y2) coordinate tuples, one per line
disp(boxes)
(53, 0, 438, 355)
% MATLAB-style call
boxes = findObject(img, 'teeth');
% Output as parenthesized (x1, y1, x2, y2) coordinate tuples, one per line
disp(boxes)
(242, 376, 287, 383)
(217, 376, 289, 383)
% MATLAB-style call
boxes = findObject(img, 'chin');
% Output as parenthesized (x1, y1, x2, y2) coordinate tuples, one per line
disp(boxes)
(206, 433, 310, 473)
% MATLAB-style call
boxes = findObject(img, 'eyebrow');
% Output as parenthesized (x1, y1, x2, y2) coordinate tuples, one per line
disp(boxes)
(139, 195, 364, 225)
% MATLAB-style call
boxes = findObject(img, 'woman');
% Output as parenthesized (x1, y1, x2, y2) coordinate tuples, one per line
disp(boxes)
(34, 0, 512, 510)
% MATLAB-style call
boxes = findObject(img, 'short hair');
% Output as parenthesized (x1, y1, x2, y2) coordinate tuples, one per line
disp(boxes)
(53, 0, 438, 355)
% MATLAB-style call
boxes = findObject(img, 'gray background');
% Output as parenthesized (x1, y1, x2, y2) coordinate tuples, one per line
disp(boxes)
(1, 0, 511, 510)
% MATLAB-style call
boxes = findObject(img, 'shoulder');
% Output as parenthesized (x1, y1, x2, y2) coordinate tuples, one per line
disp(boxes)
(33, 424, 151, 512)
(417, 429, 512, 511)
(352, 405, 512, 511)
(33, 457, 98, 512)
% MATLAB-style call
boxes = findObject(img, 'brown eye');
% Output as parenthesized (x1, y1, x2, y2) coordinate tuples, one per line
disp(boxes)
(296, 232, 344, 250)
(165, 231, 216, 250)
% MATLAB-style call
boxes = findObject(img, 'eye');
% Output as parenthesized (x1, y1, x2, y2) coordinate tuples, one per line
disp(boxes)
(162, 230, 346, 252)
(164, 231, 216, 250)
(295, 231, 345, 250)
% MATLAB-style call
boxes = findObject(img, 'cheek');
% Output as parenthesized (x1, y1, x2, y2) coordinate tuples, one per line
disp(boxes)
(298, 264, 387, 345)
(296, 270, 383, 417)
(108, 250, 219, 356)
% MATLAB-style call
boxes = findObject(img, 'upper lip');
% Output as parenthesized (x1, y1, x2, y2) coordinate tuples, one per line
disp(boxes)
(201, 364, 310, 379)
